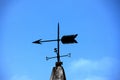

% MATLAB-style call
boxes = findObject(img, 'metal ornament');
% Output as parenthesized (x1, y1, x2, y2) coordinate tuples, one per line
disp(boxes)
(32, 23, 78, 80)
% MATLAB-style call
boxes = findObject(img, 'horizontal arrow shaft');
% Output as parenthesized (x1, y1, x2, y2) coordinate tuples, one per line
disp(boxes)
(41, 39, 60, 42)
(32, 39, 61, 44)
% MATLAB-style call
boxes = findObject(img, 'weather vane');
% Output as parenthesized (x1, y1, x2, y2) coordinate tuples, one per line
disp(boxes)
(32, 23, 78, 80)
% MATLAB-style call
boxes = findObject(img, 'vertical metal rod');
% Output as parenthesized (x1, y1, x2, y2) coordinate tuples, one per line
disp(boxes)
(57, 22, 60, 62)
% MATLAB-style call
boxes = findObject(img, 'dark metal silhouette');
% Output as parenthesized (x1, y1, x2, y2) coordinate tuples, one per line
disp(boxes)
(32, 39, 60, 44)
(32, 22, 78, 80)
(61, 34, 78, 44)
(32, 23, 78, 62)
(57, 23, 60, 62)
(32, 24, 77, 45)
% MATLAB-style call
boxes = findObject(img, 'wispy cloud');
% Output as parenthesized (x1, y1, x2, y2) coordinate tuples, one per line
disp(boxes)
(10, 75, 32, 80)
(68, 57, 119, 80)
(83, 76, 108, 80)
(70, 57, 117, 72)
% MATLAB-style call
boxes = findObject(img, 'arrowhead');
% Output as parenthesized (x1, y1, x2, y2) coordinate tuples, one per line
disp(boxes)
(32, 39, 41, 44)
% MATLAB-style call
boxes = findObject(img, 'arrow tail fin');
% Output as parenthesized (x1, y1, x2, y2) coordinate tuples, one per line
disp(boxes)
(74, 34, 78, 38)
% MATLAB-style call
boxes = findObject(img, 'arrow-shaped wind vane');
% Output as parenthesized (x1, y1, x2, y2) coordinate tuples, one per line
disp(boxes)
(32, 22, 78, 62)
(32, 34, 78, 44)
(32, 22, 78, 80)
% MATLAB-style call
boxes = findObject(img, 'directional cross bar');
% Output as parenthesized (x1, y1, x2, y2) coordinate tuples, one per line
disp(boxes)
(46, 53, 71, 61)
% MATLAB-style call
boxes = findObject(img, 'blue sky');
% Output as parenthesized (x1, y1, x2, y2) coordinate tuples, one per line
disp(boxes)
(0, 0, 120, 80)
